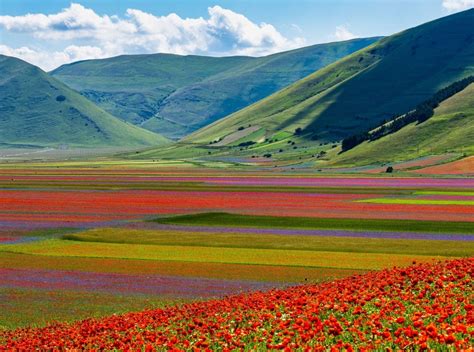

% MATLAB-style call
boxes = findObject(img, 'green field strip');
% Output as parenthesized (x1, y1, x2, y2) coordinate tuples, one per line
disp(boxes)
(414, 191, 474, 196)
(359, 198, 474, 206)
(154, 212, 474, 234)
(0, 239, 450, 271)
(65, 228, 474, 257)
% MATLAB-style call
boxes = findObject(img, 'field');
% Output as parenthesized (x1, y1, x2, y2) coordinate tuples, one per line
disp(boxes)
(0, 165, 472, 339)
(1, 4, 474, 350)
(415, 156, 474, 175)
(2, 258, 472, 350)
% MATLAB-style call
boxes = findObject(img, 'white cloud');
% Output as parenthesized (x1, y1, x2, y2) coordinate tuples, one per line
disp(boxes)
(0, 45, 108, 71)
(442, 0, 474, 11)
(334, 25, 358, 41)
(0, 3, 305, 70)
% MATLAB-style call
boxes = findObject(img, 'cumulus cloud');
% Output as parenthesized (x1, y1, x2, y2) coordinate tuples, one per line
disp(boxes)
(0, 3, 305, 70)
(334, 25, 358, 41)
(442, 0, 474, 11)
(0, 45, 108, 71)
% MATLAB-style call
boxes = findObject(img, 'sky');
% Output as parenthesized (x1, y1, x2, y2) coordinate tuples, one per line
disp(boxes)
(0, 0, 473, 71)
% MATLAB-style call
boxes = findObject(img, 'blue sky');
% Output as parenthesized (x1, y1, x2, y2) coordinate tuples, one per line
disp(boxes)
(0, 0, 472, 70)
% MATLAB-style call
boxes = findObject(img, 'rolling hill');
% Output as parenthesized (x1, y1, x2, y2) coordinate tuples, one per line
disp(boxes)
(51, 38, 379, 139)
(0, 55, 169, 149)
(332, 80, 474, 167)
(184, 8, 474, 148)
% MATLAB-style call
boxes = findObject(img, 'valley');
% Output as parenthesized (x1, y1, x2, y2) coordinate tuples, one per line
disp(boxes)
(0, 5, 473, 351)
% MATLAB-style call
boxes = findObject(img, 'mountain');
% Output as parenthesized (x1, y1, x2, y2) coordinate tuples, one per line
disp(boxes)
(51, 38, 379, 139)
(184, 9, 474, 149)
(332, 80, 474, 166)
(0, 55, 169, 149)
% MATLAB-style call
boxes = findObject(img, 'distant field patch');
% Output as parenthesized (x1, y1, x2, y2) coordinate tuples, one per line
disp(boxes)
(359, 198, 474, 206)
(415, 191, 474, 196)
(413, 155, 474, 175)
(66, 227, 474, 257)
(362, 154, 459, 173)
(154, 212, 474, 233)
(213, 126, 262, 146)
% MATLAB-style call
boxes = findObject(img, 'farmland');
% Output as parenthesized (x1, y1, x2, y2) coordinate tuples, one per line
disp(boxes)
(0, 165, 472, 337)
(1, 258, 472, 350)
(1, 4, 473, 350)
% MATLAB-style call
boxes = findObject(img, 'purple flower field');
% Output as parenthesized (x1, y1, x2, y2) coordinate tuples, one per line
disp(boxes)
(0, 268, 278, 298)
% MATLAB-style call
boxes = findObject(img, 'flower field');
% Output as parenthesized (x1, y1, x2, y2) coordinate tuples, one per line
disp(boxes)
(0, 186, 473, 228)
(413, 156, 474, 175)
(1, 258, 472, 350)
(0, 166, 472, 346)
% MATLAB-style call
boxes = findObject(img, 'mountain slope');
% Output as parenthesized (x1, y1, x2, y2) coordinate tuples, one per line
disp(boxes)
(186, 9, 474, 145)
(51, 38, 379, 139)
(332, 81, 474, 166)
(0, 55, 168, 148)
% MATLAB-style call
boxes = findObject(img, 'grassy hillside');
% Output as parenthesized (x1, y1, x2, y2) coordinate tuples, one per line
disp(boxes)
(52, 38, 378, 139)
(187, 9, 474, 146)
(0, 55, 169, 148)
(332, 82, 474, 166)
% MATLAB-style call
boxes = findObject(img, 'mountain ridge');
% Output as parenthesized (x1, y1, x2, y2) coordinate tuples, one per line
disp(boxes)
(52, 38, 380, 139)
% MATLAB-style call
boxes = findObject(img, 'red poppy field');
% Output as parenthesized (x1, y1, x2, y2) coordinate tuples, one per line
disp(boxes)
(0, 166, 472, 349)
(1, 258, 472, 350)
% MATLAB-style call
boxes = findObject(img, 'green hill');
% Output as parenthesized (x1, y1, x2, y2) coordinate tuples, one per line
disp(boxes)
(186, 9, 474, 147)
(0, 55, 169, 148)
(332, 81, 474, 166)
(51, 38, 378, 139)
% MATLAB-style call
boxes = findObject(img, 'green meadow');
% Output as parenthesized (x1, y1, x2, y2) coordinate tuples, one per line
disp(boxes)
(359, 198, 474, 206)
(154, 212, 474, 234)
(65, 228, 474, 257)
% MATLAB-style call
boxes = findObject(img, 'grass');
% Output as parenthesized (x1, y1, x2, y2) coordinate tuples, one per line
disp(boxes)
(0, 239, 450, 270)
(65, 228, 474, 257)
(0, 55, 168, 148)
(0, 287, 181, 330)
(414, 191, 474, 196)
(359, 198, 474, 206)
(153, 212, 474, 234)
(333, 83, 474, 166)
